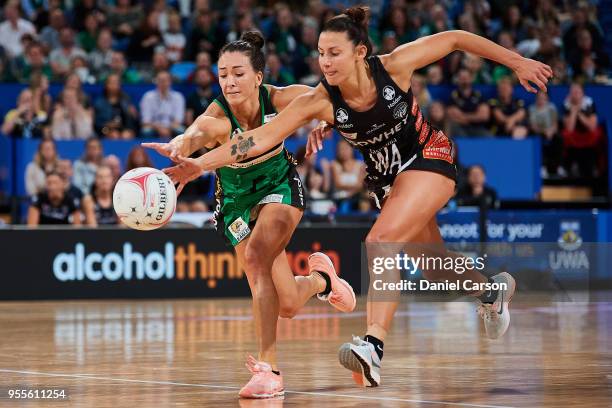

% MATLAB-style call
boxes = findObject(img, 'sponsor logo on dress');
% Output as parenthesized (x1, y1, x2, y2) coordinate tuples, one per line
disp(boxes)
(336, 108, 349, 123)
(258, 194, 284, 205)
(393, 102, 408, 119)
(264, 113, 277, 123)
(366, 123, 386, 135)
(293, 176, 304, 206)
(348, 115, 410, 147)
(382, 86, 395, 101)
(387, 96, 402, 109)
(229, 217, 251, 242)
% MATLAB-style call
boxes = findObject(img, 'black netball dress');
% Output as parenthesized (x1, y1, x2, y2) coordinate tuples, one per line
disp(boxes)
(321, 55, 457, 208)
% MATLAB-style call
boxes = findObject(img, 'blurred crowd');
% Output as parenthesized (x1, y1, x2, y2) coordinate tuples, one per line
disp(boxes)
(23, 115, 504, 226)
(25, 137, 160, 226)
(0, 0, 608, 86)
(2, 0, 608, 224)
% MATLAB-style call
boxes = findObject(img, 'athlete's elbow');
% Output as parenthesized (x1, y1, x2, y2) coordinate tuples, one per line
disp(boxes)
(438, 30, 460, 51)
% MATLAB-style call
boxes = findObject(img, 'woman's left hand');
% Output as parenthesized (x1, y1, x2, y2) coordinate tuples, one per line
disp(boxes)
(514, 57, 553, 93)
(162, 156, 205, 196)
(306, 121, 333, 157)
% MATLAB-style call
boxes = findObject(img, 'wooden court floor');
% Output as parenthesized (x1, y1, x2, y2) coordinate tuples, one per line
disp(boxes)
(0, 294, 611, 407)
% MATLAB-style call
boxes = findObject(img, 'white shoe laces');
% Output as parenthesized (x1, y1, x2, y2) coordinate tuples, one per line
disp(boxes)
(245, 355, 272, 375)
(351, 335, 367, 346)
(477, 303, 499, 321)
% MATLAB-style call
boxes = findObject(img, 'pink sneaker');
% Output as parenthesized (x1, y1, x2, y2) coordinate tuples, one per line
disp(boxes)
(238, 355, 284, 399)
(309, 252, 356, 313)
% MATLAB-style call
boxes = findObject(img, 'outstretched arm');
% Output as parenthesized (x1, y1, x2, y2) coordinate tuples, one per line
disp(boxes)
(143, 104, 230, 161)
(191, 86, 329, 170)
(181, 110, 230, 152)
(267, 84, 333, 157)
(383, 30, 553, 93)
(164, 86, 332, 193)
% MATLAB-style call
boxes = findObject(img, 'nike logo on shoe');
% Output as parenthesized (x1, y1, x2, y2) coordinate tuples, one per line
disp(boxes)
(369, 351, 381, 368)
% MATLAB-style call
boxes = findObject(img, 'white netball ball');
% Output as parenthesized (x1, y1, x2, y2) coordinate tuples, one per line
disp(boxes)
(113, 167, 177, 231)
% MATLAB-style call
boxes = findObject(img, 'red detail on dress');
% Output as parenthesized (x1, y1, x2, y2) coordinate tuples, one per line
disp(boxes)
(423, 130, 454, 163)
(415, 110, 423, 135)
(411, 96, 419, 116)
(419, 122, 430, 145)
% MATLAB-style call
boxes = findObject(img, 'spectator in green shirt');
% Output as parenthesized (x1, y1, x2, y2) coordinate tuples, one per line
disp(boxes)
(99, 51, 140, 84)
(264, 53, 295, 87)
(77, 13, 100, 53)
(12, 42, 52, 83)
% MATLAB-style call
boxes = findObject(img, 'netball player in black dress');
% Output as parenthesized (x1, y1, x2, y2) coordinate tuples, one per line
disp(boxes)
(165, 6, 552, 388)
(83, 165, 118, 226)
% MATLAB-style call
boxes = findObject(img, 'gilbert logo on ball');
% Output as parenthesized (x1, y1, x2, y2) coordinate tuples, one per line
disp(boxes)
(113, 167, 177, 231)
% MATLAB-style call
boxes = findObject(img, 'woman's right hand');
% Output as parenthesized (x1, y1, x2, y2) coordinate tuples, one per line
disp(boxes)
(142, 135, 187, 162)
(163, 155, 206, 196)
(514, 57, 553, 93)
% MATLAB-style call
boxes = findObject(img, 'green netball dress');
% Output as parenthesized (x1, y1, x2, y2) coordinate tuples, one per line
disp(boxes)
(212, 86, 305, 246)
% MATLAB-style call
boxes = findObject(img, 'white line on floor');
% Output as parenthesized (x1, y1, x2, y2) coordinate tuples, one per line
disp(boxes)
(0, 368, 515, 408)
(59, 303, 602, 323)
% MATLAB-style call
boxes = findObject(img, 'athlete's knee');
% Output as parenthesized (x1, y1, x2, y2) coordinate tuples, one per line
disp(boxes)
(365, 227, 405, 244)
(366, 223, 427, 244)
(244, 242, 273, 279)
(277, 293, 300, 318)
(365, 230, 386, 244)
(273, 215, 294, 234)
(278, 304, 298, 319)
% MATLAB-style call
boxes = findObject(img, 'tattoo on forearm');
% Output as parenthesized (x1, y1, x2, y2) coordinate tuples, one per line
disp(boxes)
(230, 135, 256, 161)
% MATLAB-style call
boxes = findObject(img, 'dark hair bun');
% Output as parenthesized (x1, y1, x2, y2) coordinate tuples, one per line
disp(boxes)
(240, 31, 265, 49)
(221, 31, 266, 72)
(344, 6, 370, 28)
